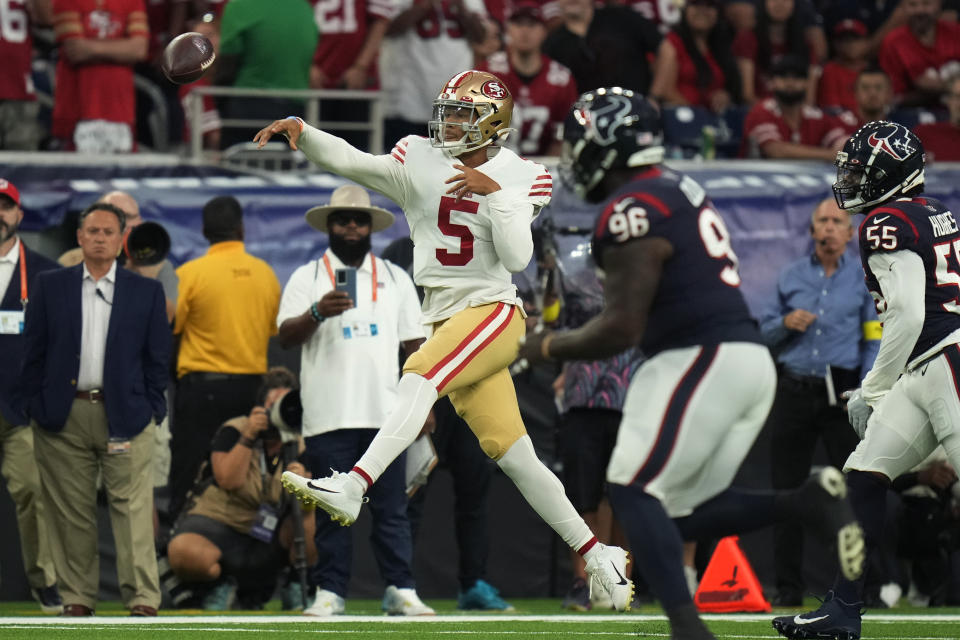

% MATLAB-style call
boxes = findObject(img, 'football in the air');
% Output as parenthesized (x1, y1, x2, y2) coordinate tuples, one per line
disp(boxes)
(161, 32, 215, 84)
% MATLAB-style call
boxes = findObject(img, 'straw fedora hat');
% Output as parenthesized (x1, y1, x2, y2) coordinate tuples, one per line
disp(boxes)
(305, 184, 395, 233)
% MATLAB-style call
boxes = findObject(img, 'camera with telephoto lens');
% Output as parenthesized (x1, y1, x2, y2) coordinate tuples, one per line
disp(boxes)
(124, 221, 171, 266)
(266, 389, 303, 443)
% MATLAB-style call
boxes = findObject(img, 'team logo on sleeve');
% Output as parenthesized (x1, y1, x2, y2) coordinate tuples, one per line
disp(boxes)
(481, 81, 507, 100)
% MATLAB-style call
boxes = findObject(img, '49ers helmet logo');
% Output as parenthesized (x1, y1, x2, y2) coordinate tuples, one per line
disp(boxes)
(867, 126, 913, 161)
(481, 80, 506, 100)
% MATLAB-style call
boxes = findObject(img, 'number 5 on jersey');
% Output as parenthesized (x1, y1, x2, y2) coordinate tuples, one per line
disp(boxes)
(436, 196, 479, 266)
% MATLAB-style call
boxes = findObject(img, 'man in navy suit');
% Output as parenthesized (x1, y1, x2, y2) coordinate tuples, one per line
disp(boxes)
(0, 178, 62, 612)
(20, 201, 171, 616)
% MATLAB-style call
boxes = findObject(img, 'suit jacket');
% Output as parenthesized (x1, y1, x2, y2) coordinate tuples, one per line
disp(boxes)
(20, 263, 171, 437)
(0, 241, 59, 425)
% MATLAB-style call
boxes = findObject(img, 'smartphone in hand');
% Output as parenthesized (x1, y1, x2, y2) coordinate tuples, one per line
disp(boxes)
(335, 267, 357, 304)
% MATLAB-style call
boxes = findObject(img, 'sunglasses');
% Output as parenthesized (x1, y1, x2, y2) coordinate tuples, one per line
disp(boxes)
(329, 211, 372, 226)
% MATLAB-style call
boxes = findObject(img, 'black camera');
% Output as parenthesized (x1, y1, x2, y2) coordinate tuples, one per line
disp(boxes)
(124, 221, 171, 266)
(266, 389, 303, 443)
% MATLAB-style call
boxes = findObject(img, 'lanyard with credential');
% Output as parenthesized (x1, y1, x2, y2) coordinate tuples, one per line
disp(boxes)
(18, 241, 27, 310)
(322, 253, 377, 303)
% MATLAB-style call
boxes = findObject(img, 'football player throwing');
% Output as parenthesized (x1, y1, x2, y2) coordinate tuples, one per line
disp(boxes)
(254, 70, 635, 610)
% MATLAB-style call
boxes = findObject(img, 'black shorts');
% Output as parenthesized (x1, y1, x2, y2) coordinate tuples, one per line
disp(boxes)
(558, 408, 621, 513)
(173, 513, 287, 586)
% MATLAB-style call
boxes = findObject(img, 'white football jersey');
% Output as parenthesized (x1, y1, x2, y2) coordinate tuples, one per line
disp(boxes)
(391, 136, 551, 321)
(298, 124, 552, 322)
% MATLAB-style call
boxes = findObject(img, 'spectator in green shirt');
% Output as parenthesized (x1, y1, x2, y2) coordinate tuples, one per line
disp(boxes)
(215, 0, 318, 148)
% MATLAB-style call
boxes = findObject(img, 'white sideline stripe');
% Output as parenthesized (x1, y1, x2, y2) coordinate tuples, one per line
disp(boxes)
(0, 630, 953, 640)
(1, 613, 960, 625)
(425, 303, 512, 387)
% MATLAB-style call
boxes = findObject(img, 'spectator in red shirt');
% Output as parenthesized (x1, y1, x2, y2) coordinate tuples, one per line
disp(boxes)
(847, 67, 894, 128)
(309, 0, 394, 151)
(733, 0, 819, 105)
(879, 0, 960, 107)
(817, 19, 870, 113)
(51, 0, 150, 153)
(740, 54, 853, 160)
(649, 0, 740, 113)
(914, 74, 960, 161)
(477, 1, 577, 156)
(311, 0, 394, 90)
(0, 0, 52, 150)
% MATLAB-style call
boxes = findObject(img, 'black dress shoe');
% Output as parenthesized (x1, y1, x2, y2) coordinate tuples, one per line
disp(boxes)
(130, 605, 158, 616)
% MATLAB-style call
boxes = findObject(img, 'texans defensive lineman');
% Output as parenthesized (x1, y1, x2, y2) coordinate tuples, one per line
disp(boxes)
(774, 122, 960, 640)
(253, 70, 635, 610)
(520, 88, 864, 640)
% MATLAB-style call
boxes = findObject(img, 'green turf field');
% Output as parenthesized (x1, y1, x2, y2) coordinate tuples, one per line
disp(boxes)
(1, 600, 959, 639)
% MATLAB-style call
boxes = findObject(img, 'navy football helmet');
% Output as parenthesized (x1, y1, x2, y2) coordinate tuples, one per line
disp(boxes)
(560, 87, 664, 202)
(833, 120, 925, 213)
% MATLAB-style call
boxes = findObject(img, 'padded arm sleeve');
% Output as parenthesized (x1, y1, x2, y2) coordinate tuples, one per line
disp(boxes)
(860, 250, 925, 405)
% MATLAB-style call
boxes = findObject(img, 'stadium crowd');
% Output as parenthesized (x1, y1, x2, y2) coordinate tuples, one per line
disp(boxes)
(4, 0, 960, 159)
(4, 0, 960, 628)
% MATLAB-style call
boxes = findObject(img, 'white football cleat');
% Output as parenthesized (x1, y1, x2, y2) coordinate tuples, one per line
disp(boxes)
(303, 588, 345, 617)
(282, 470, 366, 526)
(381, 586, 436, 616)
(585, 544, 634, 612)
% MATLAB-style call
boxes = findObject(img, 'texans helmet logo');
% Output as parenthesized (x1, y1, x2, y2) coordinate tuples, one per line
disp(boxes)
(481, 81, 506, 100)
(867, 128, 912, 160)
(585, 95, 634, 145)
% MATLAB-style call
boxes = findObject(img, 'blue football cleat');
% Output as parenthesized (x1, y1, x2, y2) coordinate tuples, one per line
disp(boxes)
(457, 579, 514, 611)
(772, 591, 862, 640)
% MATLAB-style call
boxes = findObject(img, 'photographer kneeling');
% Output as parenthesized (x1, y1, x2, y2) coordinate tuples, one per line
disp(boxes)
(167, 367, 316, 609)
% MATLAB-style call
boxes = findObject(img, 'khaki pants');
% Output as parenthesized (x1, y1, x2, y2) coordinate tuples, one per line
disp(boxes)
(33, 399, 160, 610)
(0, 412, 56, 590)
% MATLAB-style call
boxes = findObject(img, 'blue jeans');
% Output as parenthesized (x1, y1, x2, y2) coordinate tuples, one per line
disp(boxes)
(302, 428, 415, 597)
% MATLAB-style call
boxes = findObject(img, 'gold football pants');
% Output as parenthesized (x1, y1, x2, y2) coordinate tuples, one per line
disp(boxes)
(404, 302, 527, 460)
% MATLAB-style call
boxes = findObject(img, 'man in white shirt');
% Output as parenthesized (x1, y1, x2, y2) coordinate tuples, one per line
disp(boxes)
(21, 201, 170, 616)
(0, 178, 61, 612)
(276, 184, 432, 616)
(257, 68, 634, 611)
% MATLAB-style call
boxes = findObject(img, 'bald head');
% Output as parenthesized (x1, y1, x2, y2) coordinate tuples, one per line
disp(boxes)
(100, 191, 142, 229)
(811, 198, 852, 228)
(811, 197, 854, 258)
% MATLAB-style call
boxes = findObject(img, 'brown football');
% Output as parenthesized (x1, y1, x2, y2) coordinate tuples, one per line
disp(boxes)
(161, 32, 215, 85)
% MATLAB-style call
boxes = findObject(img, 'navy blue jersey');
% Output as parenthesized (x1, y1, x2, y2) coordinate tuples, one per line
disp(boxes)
(859, 196, 960, 362)
(591, 166, 761, 355)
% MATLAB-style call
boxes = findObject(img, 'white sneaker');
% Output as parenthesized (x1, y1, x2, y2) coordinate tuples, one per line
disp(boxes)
(584, 544, 633, 612)
(381, 585, 435, 616)
(303, 588, 345, 616)
(282, 470, 366, 526)
(590, 583, 614, 610)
